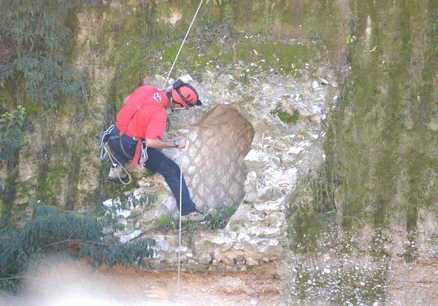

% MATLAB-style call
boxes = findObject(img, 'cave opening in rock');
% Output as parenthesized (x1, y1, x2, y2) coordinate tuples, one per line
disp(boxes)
(181, 105, 254, 220)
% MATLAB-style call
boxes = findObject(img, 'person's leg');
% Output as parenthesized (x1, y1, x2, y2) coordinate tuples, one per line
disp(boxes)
(144, 148, 197, 215)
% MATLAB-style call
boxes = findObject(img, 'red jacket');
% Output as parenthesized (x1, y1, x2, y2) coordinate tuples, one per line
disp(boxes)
(116, 85, 169, 166)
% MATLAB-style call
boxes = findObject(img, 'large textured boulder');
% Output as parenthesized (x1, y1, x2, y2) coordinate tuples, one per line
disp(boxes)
(180, 104, 254, 211)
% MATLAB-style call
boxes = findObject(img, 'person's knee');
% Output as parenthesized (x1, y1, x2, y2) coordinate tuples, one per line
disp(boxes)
(160, 160, 180, 178)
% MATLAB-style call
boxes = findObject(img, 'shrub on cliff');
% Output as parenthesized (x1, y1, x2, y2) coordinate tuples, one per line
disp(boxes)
(0, 206, 155, 293)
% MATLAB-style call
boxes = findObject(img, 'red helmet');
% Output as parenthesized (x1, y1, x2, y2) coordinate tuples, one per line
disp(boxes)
(171, 80, 202, 108)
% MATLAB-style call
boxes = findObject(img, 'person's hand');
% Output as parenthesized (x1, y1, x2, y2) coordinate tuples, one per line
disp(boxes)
(173, 136, 187, 149)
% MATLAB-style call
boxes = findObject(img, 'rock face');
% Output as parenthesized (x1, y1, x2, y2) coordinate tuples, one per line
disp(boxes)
(282, 179, 438, 305)
(103, 68, 332, 271)
(178, 104, 254, 212)
(0, 1, 332, 270)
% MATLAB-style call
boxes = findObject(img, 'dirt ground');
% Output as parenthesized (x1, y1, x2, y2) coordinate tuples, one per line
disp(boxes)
(2, 258, 437, 306)
(97, 264, 283, 306)
(97, 259, 438, 306)
(388, 259, 438, 306)
(0, 260, 282, 306)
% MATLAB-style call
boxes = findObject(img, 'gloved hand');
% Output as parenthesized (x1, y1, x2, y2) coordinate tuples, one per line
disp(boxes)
(173, 136, 187, 149)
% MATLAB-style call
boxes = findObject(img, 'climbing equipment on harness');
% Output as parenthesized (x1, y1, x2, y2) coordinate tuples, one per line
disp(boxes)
(139, 141, 149, 167)
(99, 124, 133, 185)
(99, 124, 115, 161)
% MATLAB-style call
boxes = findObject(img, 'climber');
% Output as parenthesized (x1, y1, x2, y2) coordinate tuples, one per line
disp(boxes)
(103, 78, 204, 221)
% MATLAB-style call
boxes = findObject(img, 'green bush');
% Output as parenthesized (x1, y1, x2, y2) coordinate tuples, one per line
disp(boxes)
(0, 206, 102, 292)
(84, 239, 156, 268)
(0, 0, 88, 108)
(157, 214, 177, 231)
(0, 106, 26, 160)
(0, 206, 155, 293)
(204, 205, 238, 230)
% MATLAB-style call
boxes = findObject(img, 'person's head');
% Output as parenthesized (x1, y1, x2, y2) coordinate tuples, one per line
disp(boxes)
(167, 79, 202, 110)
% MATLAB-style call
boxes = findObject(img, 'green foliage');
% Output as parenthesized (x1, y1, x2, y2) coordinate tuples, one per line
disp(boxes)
(100, 0, 317, 110)
(0, 206, 155, 292)
(157, 214, 177, 231)
(98, 2, 179, 106)
(320, 0, 437, 263)
(288, 173, 336, 254)
(156, 205, 237, 232)
(0, 105, 27, 160)
(15, 55, 87, 108)
(271, 107, 300, 125)
(288, 205, 322, 253)
(82, 238, 156, 268)
(0, 0, 87, 108)
(204, 205, 237, 230)
(185, 40, 315, 76)
(0, 205, 101, 292)
(155, 214, 199, 233)
(181, 219, 201, 233)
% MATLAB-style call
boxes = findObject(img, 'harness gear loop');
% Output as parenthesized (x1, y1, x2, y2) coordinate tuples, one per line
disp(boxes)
(99, 124, 115, 161)
(99, 124, 133, 185)
(102, 143, 133, 185)
(139, 141, 149, 167)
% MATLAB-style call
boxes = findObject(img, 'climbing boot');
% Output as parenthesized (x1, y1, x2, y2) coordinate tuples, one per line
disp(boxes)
(108, 165, 127, 181)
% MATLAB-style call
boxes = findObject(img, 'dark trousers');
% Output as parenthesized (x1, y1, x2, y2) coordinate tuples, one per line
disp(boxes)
(107, 129, 197, 215)
(144, 148, 197, 216)
(107, 127, 137, 166)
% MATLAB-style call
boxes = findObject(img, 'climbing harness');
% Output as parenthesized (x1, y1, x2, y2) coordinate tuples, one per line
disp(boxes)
(139, 141, 149, 167)
(99, 124, 115, 161)
(99, 124, 133, 185)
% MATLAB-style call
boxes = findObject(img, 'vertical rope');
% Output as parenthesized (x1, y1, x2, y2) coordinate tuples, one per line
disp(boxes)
(177, 158, 183, 290)
(162, 0, 204, 293)
(165, 0, 204, 85)
(176, 135, 191, 292)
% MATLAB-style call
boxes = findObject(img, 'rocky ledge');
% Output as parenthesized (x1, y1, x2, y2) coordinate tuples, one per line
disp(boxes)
(102, 68, 336, 271)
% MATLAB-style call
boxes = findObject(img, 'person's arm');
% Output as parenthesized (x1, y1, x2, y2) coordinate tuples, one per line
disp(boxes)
(145, 137, 186, 149)
(144, 109, 187, 149)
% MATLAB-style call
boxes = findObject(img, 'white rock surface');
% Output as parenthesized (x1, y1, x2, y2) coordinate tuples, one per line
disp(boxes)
(102, 64, 332, 270)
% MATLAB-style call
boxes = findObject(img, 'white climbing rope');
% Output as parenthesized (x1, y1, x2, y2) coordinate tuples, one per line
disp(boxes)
(177, 151, 183, 290)
(176, 137, 191, 291)
(165, 0, 204, 85)
(160, 0, 205, 292)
